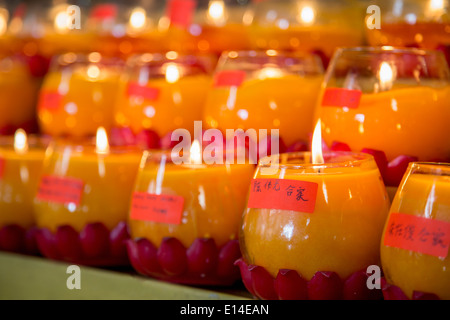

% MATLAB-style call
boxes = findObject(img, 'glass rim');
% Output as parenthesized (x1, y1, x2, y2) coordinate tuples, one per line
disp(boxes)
(408, 162, 450, 173)
(220, 49, 324, 59)
(50, 51, 125, 68)
(257, 151, 377, 171)
(333, 46, 447, 58)
(46, 137, 143, 155)
(0, 134, 50, 150)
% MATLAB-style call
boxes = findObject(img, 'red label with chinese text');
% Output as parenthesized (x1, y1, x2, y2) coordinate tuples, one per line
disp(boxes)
(383, 213, 450, 258)
(213, 70, 247, 88)
(130, 192, 185, 225)
(127, 82, 160, 101)
(321, 88, 362, 109)
(36, 175, 84, 206)
(38, 91, 63, 111)
(247, 178, 318, 214)
(167, 0, 197, 28)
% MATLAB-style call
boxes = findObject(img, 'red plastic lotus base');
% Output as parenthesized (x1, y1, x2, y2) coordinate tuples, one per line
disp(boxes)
(0, 224, 40, 255)
(235, 259, 383, 300)
(381, 278, 440, 300)
(328, 141, 450, 187)
(35, 221, 130, 266)
(126, 237, 242, 286)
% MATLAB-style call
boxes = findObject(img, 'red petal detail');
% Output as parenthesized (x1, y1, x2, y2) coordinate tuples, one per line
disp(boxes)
(275, 269, 308, 300)
(381, 278, 409, 300)
(125, 239, 148, 275)
(385, 155, 418, 187)
(36, 228, 61, 260)
(109, 127, 136, 146)
(343, 270, 382, 300)
(157, 237, 187, 276)
(217, 240, 241, 278)
(360, 148, 389, 180)
(234, 259, 256, 296)
(0, 225, 25, 253)
(286, 140, 309, 153)
(136, 238, 161, 274)
(135, 129, 161, 149)
(160, 131, 181, 150)
(412, 291, 440, 300)
(56, 225, 83, 261)
(308, 271, 343, 300)
(186, 238, 218, 274)
(250, 265, 278, 300)
(330, 141, 352, 152)
(24, 227, 40, 255)
(109, 221, 130, 259)
(79, 223, 110, 258)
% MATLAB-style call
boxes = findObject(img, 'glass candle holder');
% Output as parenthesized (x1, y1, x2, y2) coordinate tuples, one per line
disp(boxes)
(237, 151, 390, 299)
(33, 133, 142, 266)
(114, 52, 215, 142)
(37, 52, 124, 138)
(203, 50, 324, 149)
(126, 148, 255, 285)
(85, 0, 166, 58)
(315, 47, 450, 192)
(247, 0, 365, 64)
(158, 0, 251, 55)
(0, 131, 47, 254)
(380, 162, 450, 300)
(366, 0, 450, 64)
(0, 53, 41, 134)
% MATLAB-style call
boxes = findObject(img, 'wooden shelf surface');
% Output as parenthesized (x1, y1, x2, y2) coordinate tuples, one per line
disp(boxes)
(0, 252, 253, 300)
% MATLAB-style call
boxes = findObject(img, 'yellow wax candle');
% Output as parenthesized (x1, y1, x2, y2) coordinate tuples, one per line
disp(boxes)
(203, 74, 323, 146)
(129, 150, 255, 248)
(33, 129, 141, 233)
(320, 85, 450, 162)
(380, 162, 450, 300)
(37, 53, 123, 138)
(0, 132, 46, 229)
(240, 152, 391, 280)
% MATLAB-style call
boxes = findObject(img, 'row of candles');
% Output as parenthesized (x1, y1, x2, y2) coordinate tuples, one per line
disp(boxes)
(0, 44, 449, 300)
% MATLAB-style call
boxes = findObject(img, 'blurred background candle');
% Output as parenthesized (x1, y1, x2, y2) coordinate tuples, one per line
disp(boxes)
(203, 50, 324, 148)
(246, 0, 365, 66)
(316, 47, 450, 190)
(37, 52, 123, 138)
(380, 162, 450, 300)
(33, 127, 141, 265)
(237, 120, 391, 300)
(127, 140, 254, 284)
(0, 129, 47, 253)
(366, 0, 450, 64)
(114, 52, 215, 140)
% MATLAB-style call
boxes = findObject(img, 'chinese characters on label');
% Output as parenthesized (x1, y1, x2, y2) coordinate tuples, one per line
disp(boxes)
(384, 213, 450, 258)
(247, 178, 318, 213)
(36, 175, 84, 206)
(130, 192, 185, 225)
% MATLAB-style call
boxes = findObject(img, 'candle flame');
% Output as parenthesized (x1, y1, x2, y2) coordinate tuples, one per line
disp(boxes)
(165, 63, 181, 83)
(257, 67, 284, 80)
(299, 5, 315, 25)
(0, 9, 8, 36)
(311, 119, 324, 164)
(14, 129, 28, 154)
(189, 139, 202, 165)
(208, 0, 225, 23)
(129, 7, 146, 29)
(378, 62, 395, 91)
(87, 64, 101, 80)
(54, 9, 69, 31)
(96, 127, 110, 155)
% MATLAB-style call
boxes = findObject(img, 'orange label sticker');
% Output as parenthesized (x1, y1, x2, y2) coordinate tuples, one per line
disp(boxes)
(384, 213, 450, 258)
(321, 88, 362, 109)
(130, 192, 185, 225)
(0, 157, 5, 179)
(213, 70, 247, 88)
(167, 0, 197, 28)
(127, 82, 160, 101)
(90, 4, 118, 20)
(38, 91, 63, 111)
(247, 179, 318, 213)
(36, 175, 84, 206)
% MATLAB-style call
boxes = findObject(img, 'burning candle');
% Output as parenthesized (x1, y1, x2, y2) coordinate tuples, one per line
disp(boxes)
(236, 120, 391, 300)
(126, 139, 255, 285)
(33, 127, 141, 265)
(380, 162, 450, 300)
(0, 130, 47, 253)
